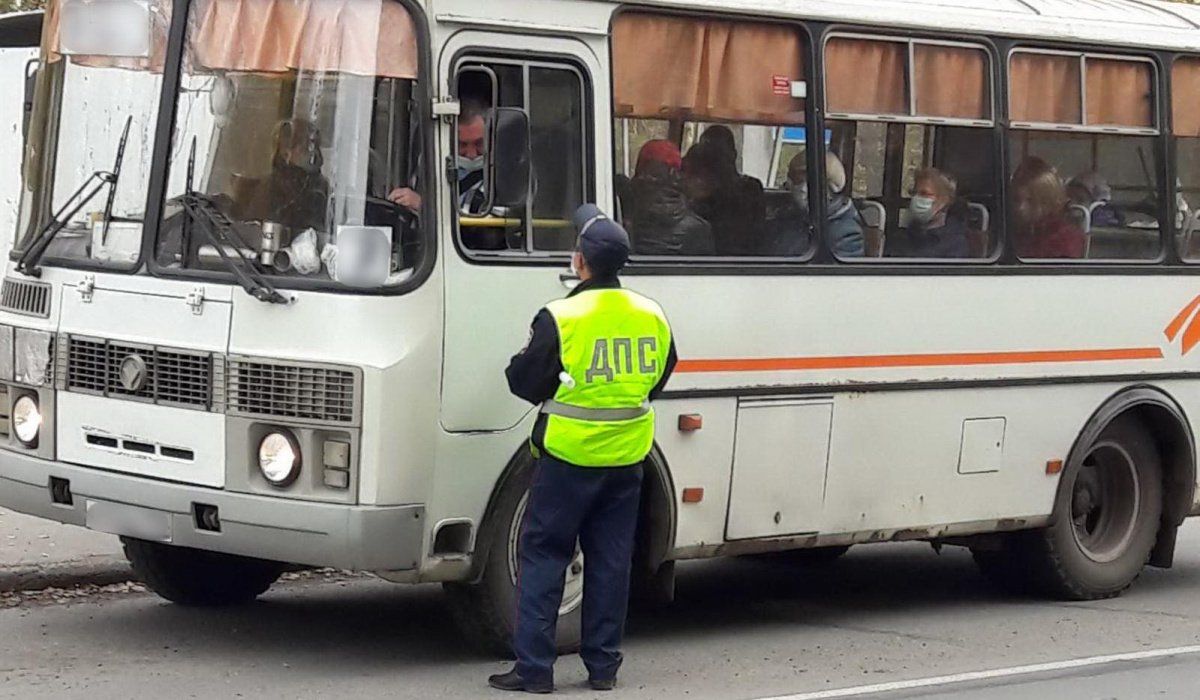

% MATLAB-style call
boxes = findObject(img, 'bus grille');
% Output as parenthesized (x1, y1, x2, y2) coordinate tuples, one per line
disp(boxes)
(0, 279, 51, 318)
(226, 358, 358, 424)
(64, 336, 214, 410)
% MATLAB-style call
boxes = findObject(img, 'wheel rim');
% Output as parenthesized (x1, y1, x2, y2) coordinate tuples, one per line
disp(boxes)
(507, 492, 585, 617)
(1070, 441, 1141, 564)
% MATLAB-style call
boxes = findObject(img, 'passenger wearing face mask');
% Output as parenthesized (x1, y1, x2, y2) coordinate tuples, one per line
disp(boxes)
(388, 100, 488, 215)
(903, 168, 970, 259)
(774, 152, 863, 257)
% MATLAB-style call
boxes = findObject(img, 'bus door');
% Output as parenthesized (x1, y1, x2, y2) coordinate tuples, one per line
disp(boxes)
(438, 31, 601, 432)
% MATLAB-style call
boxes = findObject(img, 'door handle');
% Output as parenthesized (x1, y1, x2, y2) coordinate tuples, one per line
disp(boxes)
(559, 272, 580, 289)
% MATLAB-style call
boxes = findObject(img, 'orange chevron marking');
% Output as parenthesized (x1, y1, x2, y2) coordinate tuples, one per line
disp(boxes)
(1165, 294, 1200, 342)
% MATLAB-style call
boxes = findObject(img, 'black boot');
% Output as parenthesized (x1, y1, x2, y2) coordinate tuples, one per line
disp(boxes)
(487, 668, 554, 694)
(588, 677, 617, 691)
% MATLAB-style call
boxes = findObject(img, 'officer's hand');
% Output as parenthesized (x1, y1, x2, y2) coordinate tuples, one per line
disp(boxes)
(388, 187, 422, 213)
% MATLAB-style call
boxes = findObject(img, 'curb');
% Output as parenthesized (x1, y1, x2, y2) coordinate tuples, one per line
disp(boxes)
(0, 556, 133, 593)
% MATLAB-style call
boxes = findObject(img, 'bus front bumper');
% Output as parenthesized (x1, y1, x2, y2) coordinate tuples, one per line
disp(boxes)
(0, 450, 424, 572)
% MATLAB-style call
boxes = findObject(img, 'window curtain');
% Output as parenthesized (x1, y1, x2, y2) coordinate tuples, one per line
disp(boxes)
(1086, 58, 1153, 128)
(825, 38, 907, 116)
(1174, 58, 1200, 137)
(1009, 52, 1081, 124)
(612, 13, 805, 125)
(914, 44, 989, 120)
(41, 0, 171, 72)
(191, 0, 418, 79)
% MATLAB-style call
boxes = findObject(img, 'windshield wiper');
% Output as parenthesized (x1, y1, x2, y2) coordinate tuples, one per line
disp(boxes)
(16, 117, 133, 277)
(177, 140, 289, 305)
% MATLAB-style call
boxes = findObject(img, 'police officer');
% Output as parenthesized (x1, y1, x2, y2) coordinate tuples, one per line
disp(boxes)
(490, 205, 677, 694)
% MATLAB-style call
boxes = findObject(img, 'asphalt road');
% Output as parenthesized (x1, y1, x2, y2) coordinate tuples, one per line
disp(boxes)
(4, 524, 1200, 699)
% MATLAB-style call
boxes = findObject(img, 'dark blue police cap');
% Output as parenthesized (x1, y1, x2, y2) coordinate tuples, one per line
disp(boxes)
(571, 204, 630, 276)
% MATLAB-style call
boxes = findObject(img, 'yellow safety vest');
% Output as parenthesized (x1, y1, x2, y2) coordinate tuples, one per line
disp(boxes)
(540, 288, 672, 467)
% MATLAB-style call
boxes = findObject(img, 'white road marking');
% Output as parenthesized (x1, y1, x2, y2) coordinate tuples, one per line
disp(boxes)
(758, 644, 1200, 700)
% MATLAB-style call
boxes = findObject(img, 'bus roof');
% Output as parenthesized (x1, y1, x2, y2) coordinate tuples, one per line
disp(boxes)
(615, 0, 1200, 53)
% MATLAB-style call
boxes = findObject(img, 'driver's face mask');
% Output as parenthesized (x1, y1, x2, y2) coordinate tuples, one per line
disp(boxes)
(457, 155, 485, 181)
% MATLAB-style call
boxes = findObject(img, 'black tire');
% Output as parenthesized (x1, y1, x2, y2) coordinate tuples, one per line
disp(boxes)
(445, 458, 583, 658)
(976, 415, 1162, 600)
(121, 538, 284, 606)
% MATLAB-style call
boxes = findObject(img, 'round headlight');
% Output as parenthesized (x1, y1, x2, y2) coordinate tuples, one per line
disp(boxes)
(12, 395, 41, 447)
(258, 431, 300, 487)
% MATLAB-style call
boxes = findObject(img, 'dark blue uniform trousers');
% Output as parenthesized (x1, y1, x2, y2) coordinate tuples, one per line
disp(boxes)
(514, 454, 644, 685)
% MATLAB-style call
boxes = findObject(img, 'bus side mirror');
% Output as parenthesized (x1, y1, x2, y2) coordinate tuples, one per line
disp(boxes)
(487, 107, 531, 210)
(22, 59, 39, 146)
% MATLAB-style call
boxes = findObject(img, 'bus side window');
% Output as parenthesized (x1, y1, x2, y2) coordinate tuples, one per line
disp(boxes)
(1008, 52, 1160, 262)
(454, 60, 590, 254)
(612, 13, 809, 259)
(824, 36, 998, 261)
(1173, 57, 1200, 261)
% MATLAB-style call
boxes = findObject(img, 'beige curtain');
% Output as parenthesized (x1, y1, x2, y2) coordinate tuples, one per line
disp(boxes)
(1174, 58, 1200, 137)
(825, 37, 907, 116)
(914, 44, 989, 120)
(1009, 52, 1081, 124)
(41, 0, 172, 72)
(192, 0, 418, 79)
(612, 12, 805, 125)
(1086, 58, 1153, 128)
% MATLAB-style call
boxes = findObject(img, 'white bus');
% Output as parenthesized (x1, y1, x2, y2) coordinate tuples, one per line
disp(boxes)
(3, 0, 1200, 654)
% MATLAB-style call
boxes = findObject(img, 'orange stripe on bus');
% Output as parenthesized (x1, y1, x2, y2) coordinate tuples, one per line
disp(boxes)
(1165, 294, 1200, 342)
(675, 348, 1165, 373)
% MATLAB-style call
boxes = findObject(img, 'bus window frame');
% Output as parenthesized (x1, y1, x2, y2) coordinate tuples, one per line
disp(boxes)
(1007, 47, 1161, 136)
(823, 32, 997, 128)
(604, 14, 1184, 276)
(139, 0, 438, 297)
(1005, 45, 1168, 265)
(608, 7, 821, 267)
(1169, 53, 1200, 265)
(449, 48, 596, 266)
(820, 30, 1002, 265)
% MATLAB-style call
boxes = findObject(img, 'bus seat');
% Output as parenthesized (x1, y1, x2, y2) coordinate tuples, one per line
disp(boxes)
(857, 200, 885, 257)
(1067, 204, 1092, 257)
(967, 202, 990, 233)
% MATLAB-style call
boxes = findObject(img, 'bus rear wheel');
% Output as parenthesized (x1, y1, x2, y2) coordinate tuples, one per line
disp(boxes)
(444, 460, 583, 658)
(976, 415, 1162, 600)
(121, 538, 284, 606)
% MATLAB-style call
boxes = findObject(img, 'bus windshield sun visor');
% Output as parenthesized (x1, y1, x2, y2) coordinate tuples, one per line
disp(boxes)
(15, 117, 133, 277)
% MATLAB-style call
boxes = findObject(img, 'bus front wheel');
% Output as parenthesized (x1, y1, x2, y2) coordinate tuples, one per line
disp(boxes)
(445, 460, 584, 658)
(121, 537, 284, 606)
(976, 415, 1163, 600)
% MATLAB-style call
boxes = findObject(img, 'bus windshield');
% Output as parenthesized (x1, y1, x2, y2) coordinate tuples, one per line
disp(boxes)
(14, 0, 170, 270)
(154, 0, 423, 290)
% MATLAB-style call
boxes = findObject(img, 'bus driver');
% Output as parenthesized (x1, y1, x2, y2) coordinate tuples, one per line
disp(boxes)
(388, 100, 488, 215)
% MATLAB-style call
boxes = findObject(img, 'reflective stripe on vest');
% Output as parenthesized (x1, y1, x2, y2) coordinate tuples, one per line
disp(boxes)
(541, 288, 671, 468)
(541, 399, 651, 422)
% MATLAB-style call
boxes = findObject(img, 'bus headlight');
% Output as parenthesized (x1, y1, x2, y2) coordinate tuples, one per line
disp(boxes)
(258, 431, 301, 487)
(12, 395, 41, 447)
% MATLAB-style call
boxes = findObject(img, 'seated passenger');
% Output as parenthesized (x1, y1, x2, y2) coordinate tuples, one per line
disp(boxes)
(252, 118, 331, 231)
(623, 140, 715, 256)
(1067, 171, 1123, 229)
(682, 140, 766, 256)
(775, 152, 863, 258)
(903, 168, 970, 258)
(1011, 157, 1085, 259)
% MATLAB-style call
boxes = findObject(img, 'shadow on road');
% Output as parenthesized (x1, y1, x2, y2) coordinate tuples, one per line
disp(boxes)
(40, 541, 1200, 672)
